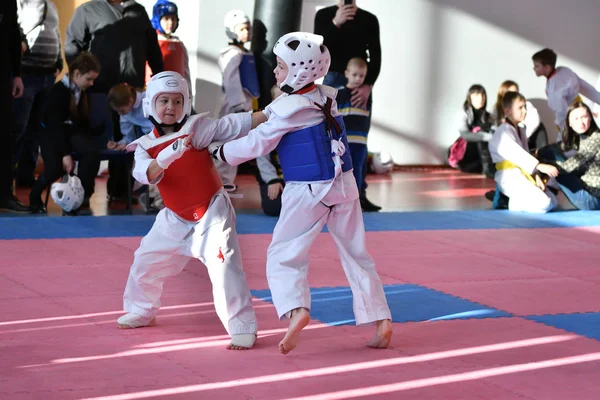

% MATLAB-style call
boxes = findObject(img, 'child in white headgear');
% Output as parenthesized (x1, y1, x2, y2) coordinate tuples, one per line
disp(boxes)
(210, 32, 393, 355)
(118, 71, 267, 350)
(215, 10, 260, 192)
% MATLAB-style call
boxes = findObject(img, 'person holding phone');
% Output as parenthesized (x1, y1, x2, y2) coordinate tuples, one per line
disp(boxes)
(314, 0, 382, 212)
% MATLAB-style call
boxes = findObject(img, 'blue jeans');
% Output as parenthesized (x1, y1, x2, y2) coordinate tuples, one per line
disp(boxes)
(12, 73, 56, 184)
(537, 145, 600, 210)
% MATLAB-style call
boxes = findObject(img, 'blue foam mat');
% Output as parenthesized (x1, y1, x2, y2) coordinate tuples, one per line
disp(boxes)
(525, 313, 600, 341)
(1, 210, 600, 240)
(251, 284, 512, 325)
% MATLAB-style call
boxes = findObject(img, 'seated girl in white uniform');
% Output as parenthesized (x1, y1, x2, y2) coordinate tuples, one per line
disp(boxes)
(210, 32, 392, 355)
(489, 91, 559, 213)
(118, 71, 267, 350)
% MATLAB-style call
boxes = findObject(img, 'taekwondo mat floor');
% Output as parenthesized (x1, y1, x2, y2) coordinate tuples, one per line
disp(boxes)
(1, 171, 600, 399)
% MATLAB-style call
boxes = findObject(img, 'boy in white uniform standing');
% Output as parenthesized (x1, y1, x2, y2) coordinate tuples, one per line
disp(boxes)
(489, 91, 559, 213)
(211, 32, 392, 355)
(532, 48, 600, 141)
(118, 71, 266, 350)
(215, 10, 260, 191)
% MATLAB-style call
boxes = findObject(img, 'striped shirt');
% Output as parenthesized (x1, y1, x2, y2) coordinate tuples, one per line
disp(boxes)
(335, 86, 370, 144)
(18, 0, 62, 74)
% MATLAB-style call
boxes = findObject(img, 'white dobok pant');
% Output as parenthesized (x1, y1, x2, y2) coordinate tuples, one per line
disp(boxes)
(496, 169, 558, 213)
(266, 171, 392, 325)
(122, 191, 257, 336)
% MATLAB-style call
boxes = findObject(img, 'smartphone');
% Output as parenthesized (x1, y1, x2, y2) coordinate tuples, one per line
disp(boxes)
(344, 0, 354, 5)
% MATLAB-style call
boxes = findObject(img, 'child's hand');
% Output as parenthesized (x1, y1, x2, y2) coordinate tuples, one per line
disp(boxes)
(536, 163, 559, 178)
(115, 143, 127, 151)
(156, 137, 192, 169)
(471, 126, 482, 133)
(535, 174, 546, 191)
(107, 141, 117, 150)
(268, 182, 283, 200)
(62, 155, 74, 174)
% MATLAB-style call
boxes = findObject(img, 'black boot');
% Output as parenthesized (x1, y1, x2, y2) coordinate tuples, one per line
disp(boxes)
(360, 196, 381, 212)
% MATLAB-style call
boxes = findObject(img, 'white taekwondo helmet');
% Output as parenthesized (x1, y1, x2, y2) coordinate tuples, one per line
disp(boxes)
(273, 32, 330, 93)
(50, 174, 85, 212)
(143, 71, 191, 124)
(224, 10, 250, 41)
(372, 152, 395, 174)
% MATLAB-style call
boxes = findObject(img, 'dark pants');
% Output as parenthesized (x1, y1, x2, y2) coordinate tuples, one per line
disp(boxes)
(349, 143, 368, 192)
(537, 144, 600, 210)
(0, 74, 15, 197)
(12, 73, 56, 185)
(324, 71, 372, 197)
(528, 123, 549, 151)
(259, 182, 283, 216)
(29, 133, 104, 206)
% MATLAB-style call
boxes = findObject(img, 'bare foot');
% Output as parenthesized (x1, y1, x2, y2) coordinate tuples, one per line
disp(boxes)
(367, 319, 392, 348)
(279, 308, 310, 355)
(227, 333, 257, 350)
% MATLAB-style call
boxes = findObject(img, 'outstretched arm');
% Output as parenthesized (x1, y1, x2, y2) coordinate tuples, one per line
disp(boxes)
(186, 111, 267, 149)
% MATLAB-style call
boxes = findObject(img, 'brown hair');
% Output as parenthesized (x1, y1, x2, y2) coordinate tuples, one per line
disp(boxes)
(67, 52, 100, 120)
(346, 57, 368, 70)
(68, 52, 101, 78)
(495, 80, 519, 123)
(108, 83, 138, 108)
(532, 48, 557, 68)
(502, 91, 526, 113)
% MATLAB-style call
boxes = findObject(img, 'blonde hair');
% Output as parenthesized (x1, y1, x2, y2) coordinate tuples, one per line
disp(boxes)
(346, 57, 368, 70)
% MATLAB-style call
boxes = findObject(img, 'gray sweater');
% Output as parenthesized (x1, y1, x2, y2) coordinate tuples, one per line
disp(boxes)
(558, 131, 600, 197)
(18, 0, 63, 74)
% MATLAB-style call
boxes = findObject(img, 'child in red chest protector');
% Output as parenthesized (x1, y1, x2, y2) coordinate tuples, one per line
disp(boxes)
(118, 71, 267, 350)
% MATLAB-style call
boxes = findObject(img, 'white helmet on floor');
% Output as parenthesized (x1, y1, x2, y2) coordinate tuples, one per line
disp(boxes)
(224, 10, 250, 41)
(50, 174, 85, 212)
(372, 152, 394, 174)
(143, 71, 191, 124)
(273, 32, 330, 93)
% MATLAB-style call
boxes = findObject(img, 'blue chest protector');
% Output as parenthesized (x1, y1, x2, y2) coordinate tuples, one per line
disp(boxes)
(239, 53, 260, 98)
(276, 114, 353, 182)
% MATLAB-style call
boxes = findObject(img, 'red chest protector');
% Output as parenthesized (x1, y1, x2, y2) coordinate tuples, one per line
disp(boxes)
(145, 130, 222, 222)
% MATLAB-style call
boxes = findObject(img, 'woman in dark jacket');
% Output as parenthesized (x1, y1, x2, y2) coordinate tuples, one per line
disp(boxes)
(448, 84, 496, 178)
(29, 52, 105, 213)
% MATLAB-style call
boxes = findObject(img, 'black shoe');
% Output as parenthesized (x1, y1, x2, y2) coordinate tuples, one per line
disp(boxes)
(0, 195, 32, 213)
(29, 202, 47, 214)
(360, 196, 381, 212)
(484, 190, 496, 202)
(484, 190, 509, 209)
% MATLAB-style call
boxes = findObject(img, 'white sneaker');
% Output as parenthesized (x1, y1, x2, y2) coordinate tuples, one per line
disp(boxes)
(224, 184, 237, 192)
(117, 313, 156, 329)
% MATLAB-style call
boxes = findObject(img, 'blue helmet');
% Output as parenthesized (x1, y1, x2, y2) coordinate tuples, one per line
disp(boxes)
(151, 0, 179, 34)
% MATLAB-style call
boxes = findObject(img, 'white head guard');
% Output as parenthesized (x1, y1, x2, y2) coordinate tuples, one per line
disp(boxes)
(224, 10, 250, 41)
(372, 152, 394, 174)
(143, 71, 191, 124)
(273, 32, 330, 93)
(50, 174, 85, 212)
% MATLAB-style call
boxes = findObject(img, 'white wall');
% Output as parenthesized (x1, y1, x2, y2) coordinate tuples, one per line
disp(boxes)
(139, 0, 600, 165)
